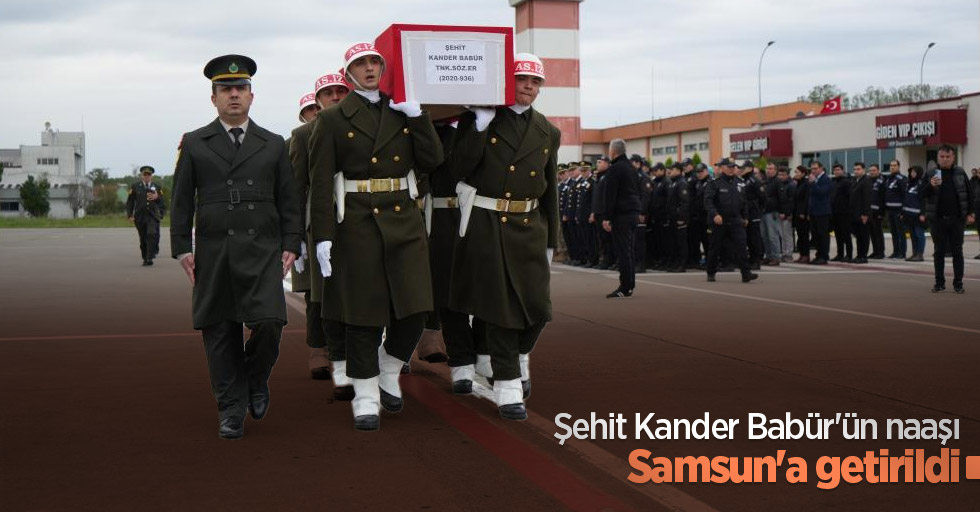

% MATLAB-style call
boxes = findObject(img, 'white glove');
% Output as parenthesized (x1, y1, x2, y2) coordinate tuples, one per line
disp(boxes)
(546, 248, 554, 267)
(316, 241, 333, 277)
(293, 241, 307, 273)
(389, 99, 422, 118)
(469, 106, 496, 132)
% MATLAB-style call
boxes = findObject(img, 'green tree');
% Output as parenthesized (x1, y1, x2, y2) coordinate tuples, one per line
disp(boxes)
(87, 168, 111, 187)
(754, 156, 769, 170)
(691, 153, 702, 167)
(798, 84, 848, 108)
(20, 175, 51, 217)
(664, 157, 674, 167)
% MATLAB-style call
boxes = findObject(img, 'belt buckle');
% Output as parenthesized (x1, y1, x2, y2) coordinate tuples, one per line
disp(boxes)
(448, 197, 457, 208)
(390, 178, 399, 191)
(356, 180, 369, 193)
(511, 200, 528, 212)
(496, 198, 510, 211)
(229, 188, 241, 204)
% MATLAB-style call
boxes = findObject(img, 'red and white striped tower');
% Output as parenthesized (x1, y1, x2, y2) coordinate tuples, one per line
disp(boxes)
(510, 0, 582, 163)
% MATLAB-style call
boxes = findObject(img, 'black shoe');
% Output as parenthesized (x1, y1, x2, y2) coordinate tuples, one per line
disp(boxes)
(498, 403, 528, 421)
(706, 274, 716, 282)
(853, 257, 868, 264)
(931, 284, 946, 293)
(606, 288, 633, 298)
(333, 385, 354, 401)
(452, 379, 473, 395)
(310, 367, 332, 380)
(354, 415, 380, 431)
(522, 380, 531, 400)
(146, 259, 154, 266)
(142, 259, 151, 266)
(741, 273, 759, 283)
(974, 254, 980, 260)
(809, 258, 828, 265)
(843, 257, 853, 263)
(247, 394, 269, 421)
(869, 254, 884, 260)
(380, 388, 403, 413)
(218, 417, 244, 440)
(831, 256, 843, 262)
(954, 285, 964, 294)
(400, 363, 410, 375)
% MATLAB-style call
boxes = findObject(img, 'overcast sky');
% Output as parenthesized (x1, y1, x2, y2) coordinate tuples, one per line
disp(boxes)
(1, 0, 977, 177)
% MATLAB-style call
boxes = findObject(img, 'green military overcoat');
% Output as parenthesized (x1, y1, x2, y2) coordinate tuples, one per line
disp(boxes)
(308, 92, 444, 327)
(426, 123, 459, 308)
(449, 107, 561, 330)
(287, 122, 314, 294)
(171, 118, 303, 329)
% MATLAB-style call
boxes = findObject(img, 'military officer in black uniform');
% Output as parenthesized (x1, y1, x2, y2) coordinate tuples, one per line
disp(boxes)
(170, 55, 303, 439)
(705, 158, 758, 283)
(575, 161, 597, 267)
(126, 165, 165, 266)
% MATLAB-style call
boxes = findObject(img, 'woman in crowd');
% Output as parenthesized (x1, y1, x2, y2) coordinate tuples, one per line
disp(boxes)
(903, 165, 926, 262)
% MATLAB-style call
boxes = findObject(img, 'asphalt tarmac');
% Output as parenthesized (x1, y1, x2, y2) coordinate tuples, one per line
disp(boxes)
(2, 227, 979, 511)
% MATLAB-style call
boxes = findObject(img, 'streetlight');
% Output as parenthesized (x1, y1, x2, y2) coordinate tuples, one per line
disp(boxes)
(757, 40, 775, 124)
(920, 42, 936, 92)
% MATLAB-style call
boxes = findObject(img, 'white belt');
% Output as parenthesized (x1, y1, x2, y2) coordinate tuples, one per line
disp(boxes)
(473, 195, 539, 213)
(903, 206, 921, 214)
(431, 197, 459, 209)
(871, 204, 880, 210)
(343, 177, 410, 193)
(885, 202, 902, 208)
(335, 170, 419, 223)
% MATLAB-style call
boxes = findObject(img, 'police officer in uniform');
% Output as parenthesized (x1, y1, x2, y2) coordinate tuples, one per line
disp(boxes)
(884, 160, 908, 259)
(308, 42, 444, 431)
(737, 160, 765, 270)
(665, 162, 690, 272)
(449, 53, 560, 420)
(689, 163, 711, 268)
(126, 165, 165, 266)
(868, 164, 887, 259)
(704, 158, 757, 283)
(563, 164, 583, 264)
(648, 163, 669, 270)
(170, 55, 303, 439)
(631, 155, 653, 273)
(575, 161, 597, 267)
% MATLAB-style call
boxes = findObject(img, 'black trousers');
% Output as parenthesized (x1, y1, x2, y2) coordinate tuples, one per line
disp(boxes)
(930, 216, 966, 287)
(669, 222, 688, 267)
(201, 319, 283, 420)
(795, 218, 811, 258)
(435, 308, 477, 368)
(746, 221, 763, 264)
(852, 218, 870, 259)
(612, 214, 637, 291)
(687, 219, 707, 265)
(649, 218, 665, 265)
(810, 215, 831, 260)
(870, 212, 886, 257)
(887, 209, 907, 257)
(134, 213, 160, 260)
(598, 224, 615, 265)
(706, 221, 750, 275)
(346, 312, 426, 379)
(480, 320, 546, 381)
(561, 220, 575, 261)
(832, 213, 852, 258)
(304, 292, 326, 349)
(576, 221, 597, 264)
(633, 222, 647, 270)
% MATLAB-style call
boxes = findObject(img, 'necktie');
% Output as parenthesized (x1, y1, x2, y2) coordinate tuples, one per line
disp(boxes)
(229, 127, 243, 149)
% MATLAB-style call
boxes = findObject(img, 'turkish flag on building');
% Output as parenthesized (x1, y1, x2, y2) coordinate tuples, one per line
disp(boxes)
(820, 96, 842, 114)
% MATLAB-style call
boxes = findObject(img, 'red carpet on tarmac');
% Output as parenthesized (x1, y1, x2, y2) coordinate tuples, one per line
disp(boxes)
(2, 228, 979, 511)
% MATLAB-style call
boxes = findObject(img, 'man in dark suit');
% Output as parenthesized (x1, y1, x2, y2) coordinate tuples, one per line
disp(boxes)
(830, 164, 853, 262)
(849, 162, 872, 263)
(601, 139, 641, 297)
(126, 165, 165, 266)
(309, 42, 444, 431)
(170, 55, 303, 439)
(449, 53, 560, 421)
(807, 161, 833, 264)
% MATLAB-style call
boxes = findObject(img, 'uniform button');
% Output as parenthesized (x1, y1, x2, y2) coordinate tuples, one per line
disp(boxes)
(248, 204, 255, 210)
(372, 208, 380, 215)
(504, 192, 512, 198)
(523, 218, 530, 225)
(227, 204, 234, 211)
(544, 148, 549, 154)
(227, 229, 235, 236)
(371, 157, 378, 164)
(394, 205, 401, 212)
(247, 228, 255, 235)
(509, 165, 515, 172)
(226, 179, 233, 185)
(530, 171, 537, 177)
(491, 137, 497, 144)
(246, 179, 253, 186)
(347, 132, 355, 138)
(500, 216, 508, 223)
(403, 128, 410, 134)
(393, 156, 400, 162)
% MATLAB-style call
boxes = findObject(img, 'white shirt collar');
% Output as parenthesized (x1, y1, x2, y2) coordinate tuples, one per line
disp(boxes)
(355, 89, 381, 104)
(219, 118, 249, 144)
(509, 104, 531, 115)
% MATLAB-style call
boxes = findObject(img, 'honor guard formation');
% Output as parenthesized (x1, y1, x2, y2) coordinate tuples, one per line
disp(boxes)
(168, 47, 560, 439)
(162, 46, 976, 441)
